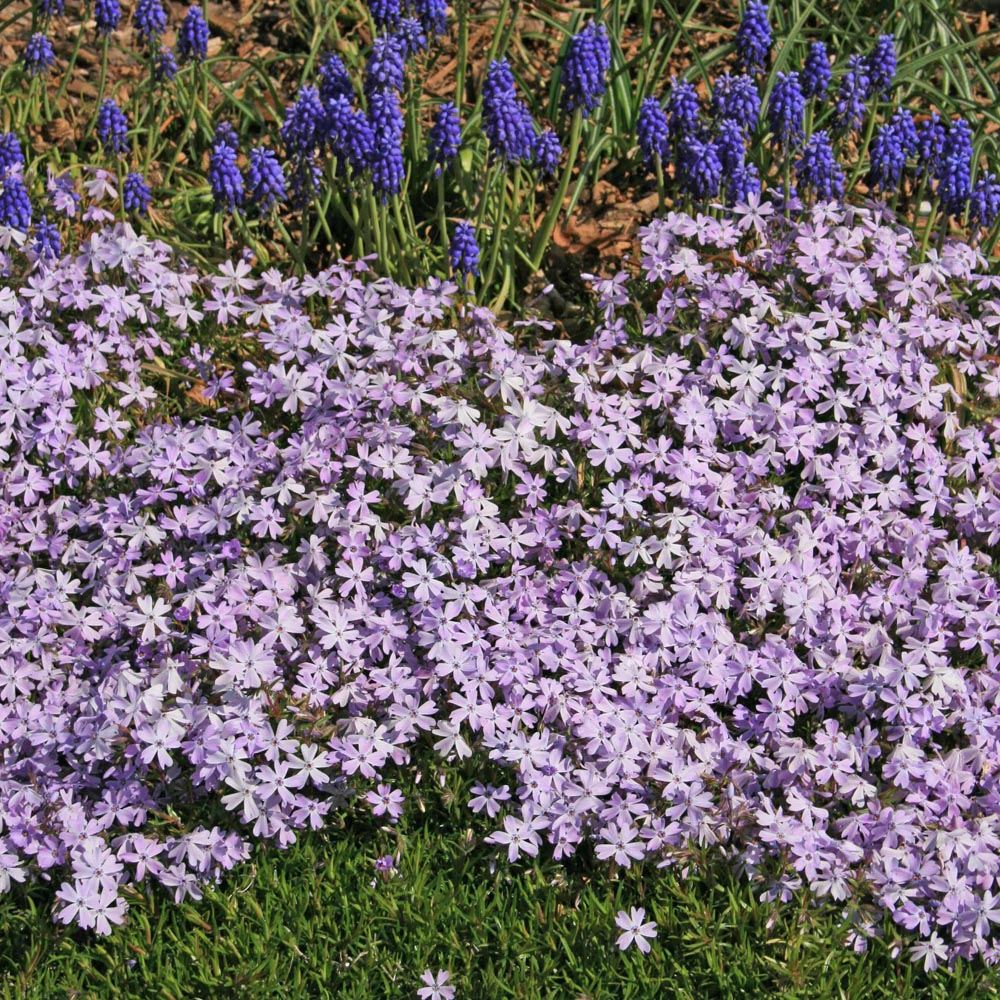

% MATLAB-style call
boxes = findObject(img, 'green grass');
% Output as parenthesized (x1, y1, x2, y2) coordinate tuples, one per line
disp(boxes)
(2, 758, 998, 1000)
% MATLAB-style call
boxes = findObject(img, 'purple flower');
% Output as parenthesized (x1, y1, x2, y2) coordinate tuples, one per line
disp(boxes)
(711, 73, 760, 133)
(154, 47, 178, 81)
(482, 60, 534, 164)
(768, 72, 804, 147)
(364, 34, 406, 97)
(428, 102, 461, 176)
(177, 5, 209, 63)
(368, 90, 405, 202)
(280, 86, 326, 158)
(615, 907, 658, 953)
(417, 970, 455, 1000)
(449, 221, 479, 279)
(94, 0, 120, 36)
(368, 0, 401, 31)
(665, 77, 700, 143)
(413, 0, 446, 36)
(834, 55, 870, 132)
(123, 171, 152, 216)
(735, 0, 770, 75)
(208, 124, 244, 212)
(795, 129, 843, 199)
(32, 215, 60, 258)
(676, 134, 722, 200)
(246, 147, 286, 213)
(866, 34, 896, 99)
(23, 33, 55, 76)
(937, 117, 973, 218)
(560, 21, 612, 118)
(801, 41, 830, 99)
(970, 172, 1000, 230)
(96, 98, 130, 155)
(318, 52, 353, 105)
(637, 97, 668, 165)
(532, 129, 562, 178)
(133, 0, 167, 47)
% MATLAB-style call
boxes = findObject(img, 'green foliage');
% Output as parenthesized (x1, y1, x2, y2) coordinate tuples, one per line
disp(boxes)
(1, 754, 998, 1000)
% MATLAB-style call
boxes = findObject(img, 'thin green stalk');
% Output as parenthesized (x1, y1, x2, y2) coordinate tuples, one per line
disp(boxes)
(654, 153, 666, 215)
(529, 109, 583, 272)
(482, 172, 510, 294)
(847, 102, 880, 194)
(455, 0, 469, 111)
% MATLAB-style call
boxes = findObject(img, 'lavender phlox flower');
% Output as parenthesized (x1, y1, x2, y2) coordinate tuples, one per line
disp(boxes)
(133, 0, 167, 47)
(368, 90, 405, 202)
(450, 221, 479, 278)
(834, 54, 870, 132)
(768, 72, 805, 147)
(96, 99, 130, 155)
(47, 169, 80, 216)
(318, 52, 354, 105)
(246, 148, 286, 213)
(428, 102, 461, 176)
(417, 970, 455, 1000)
(364, 34, 406, 97)
(795, 129, 844, 199)
(615, 907, 658, 953)
(970, 172, 1000, 230)
(866, 33, 896, 99)
(482, 60, 534, 164)
(413, 0, 446, 36)
(801, 41, 831, 99)
(94, 0, 120, 36)
(177, 5, 209, 63)
(23, 33, 55, 76)
(637, 98, 669, 166)
(123, 172, 152, 216)
(532, 129, 562, 178)
(710, 73, 760, 133)
(208, 123, 244, 213)
(560, 21, 611, 118)
(735, 0, 770, 75)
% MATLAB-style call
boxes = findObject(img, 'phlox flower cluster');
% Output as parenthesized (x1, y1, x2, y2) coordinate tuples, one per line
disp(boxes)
(2, 201, 1000, 969)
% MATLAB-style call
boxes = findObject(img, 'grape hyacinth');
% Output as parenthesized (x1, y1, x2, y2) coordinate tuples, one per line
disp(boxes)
(318, 52, 354, 105)
(133, 0, 167, 48)
(665, 77, 700, 144)
(711, 74, 760, 133)
(735, 0, 770, 75)
(23, 33, 55, 76)
(0, 134, 24, 175)
(637, 98, 669, 166)
(427, 102, 461, 176)
(560, 21, 611, 118)
(834, 55, 870, 132)
(916, 112, 947, 177)
(31, 215, 60, 259)
(715, 118, 746, 174)
(413, 0, 446, 36)
(37, 0, 64, 16)
(937, 117, 974, 218)
(397, 17, 428, 57)
(867, 33, 896, 99)
(368, 0, 401, 31)
(482, 60, 534, 165)
(867, 109, 917, 195)
(532, 129, 562, 178)
(177, 5, 209, 63)
(795, 129, 844, 200)
(449, 220, 479, 278)
(154, 47, 178, 82)
(369, 91, 405, 202)
(280, 86, 326, 159)
(676, 134, 722, 200)
(364, 35, 406, 97)
(727, 161, 761, 205)
(208, 124, 244, 213)
(970, 172, 1000, 230)
(94, 0, 120, 36)
(246, 148, 286, 213)
(122, 171, 152, 216)
(96, 99, 130, 155)
(0, 172, 31, 231)
(768, 72, 805, 147)
(801, 41, 831, 99)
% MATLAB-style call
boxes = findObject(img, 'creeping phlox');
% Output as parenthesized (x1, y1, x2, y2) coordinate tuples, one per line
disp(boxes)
(1, 200, 1000, 968)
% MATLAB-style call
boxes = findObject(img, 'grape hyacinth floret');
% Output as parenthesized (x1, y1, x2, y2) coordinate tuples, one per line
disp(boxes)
(96, 99, 130, 156)
(0, 172, 32, 231)
(834, 54, 870, 132)
(801, 41, 831, 99)
(31, 215, 60, 258)
(711, 74, 760, 133)
(637, 98, 669, 166)
(449, 220, 479, 277)
(867, 33, 897, 99)
(937, 117, 974, 218)
(413, 0, 446, 36)
(94, 0, 120, 36)
(428, 103, 461, 176)
(133, 0, 167, 48)
(368, 91, 405, 202)
(795, 129, 844, 199)
(768, 72, 805, 147)
(208, 124, 243, 213)
(364, 35, 406, 97)
(970, 172, 1000, 231)
(482, 60, 534, 165)
(532, 129, 562, 178)
(177, 5, 209, 63)
(560, 21, 612, 118)
(735, 0, 770, 75)
(665, 77, 701, 144)
(23, 33, 55, 76)
(246, 148, 286, 213)
(122, 172, 152, 216)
